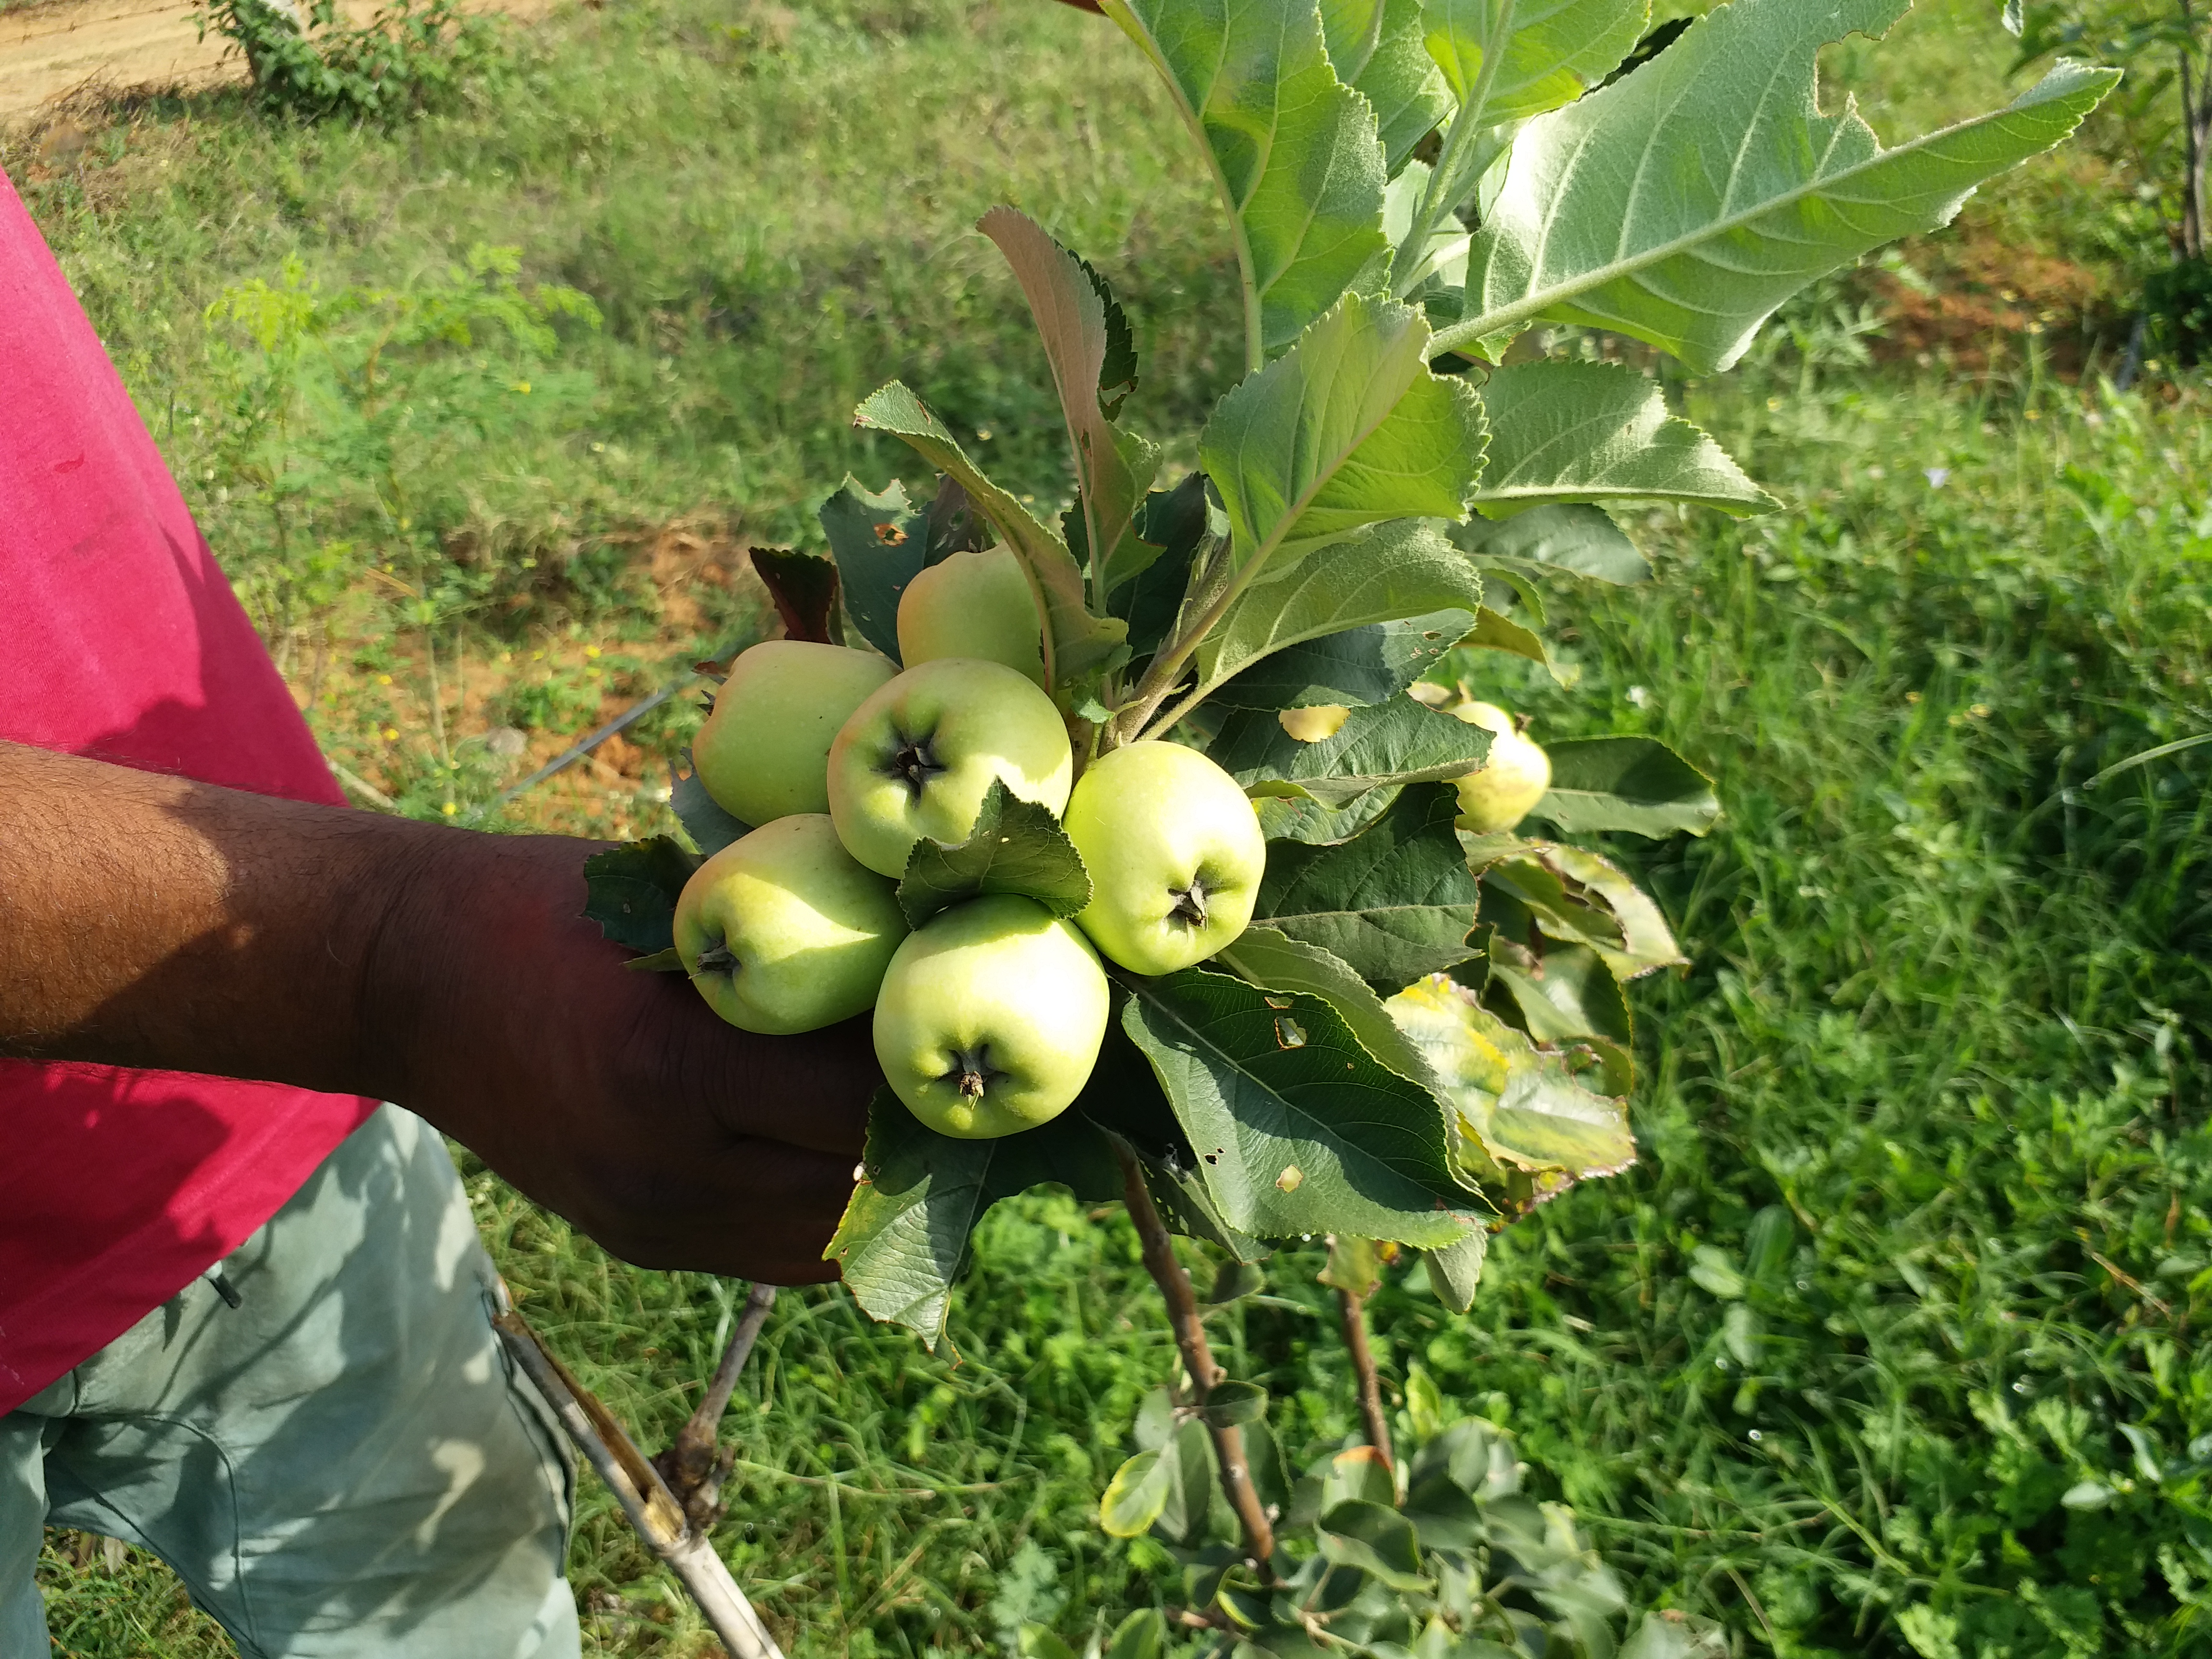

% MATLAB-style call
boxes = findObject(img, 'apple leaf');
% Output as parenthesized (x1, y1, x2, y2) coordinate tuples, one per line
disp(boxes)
(1210, 607, 1473, 714)
(623, 947, 685, 974)
(1101, 0, 1388, 358)
(750, 547, 840, 645)
(1202, 293, 1486, 579)
(1317, 1499, 1433, 1591)
(854, 382, 1129, 683)
(1112, 965, 1486, 1247)
(1487, 938, 1632, 1047)
(1386, 973, 1635, 1186)
(1114, 471, 1222, 668)
(896, 778, 1093, 929)
(1456, 604, 1565, 681)
(1469, 361, 1774, 518)
(581, 836, 697, 954)
(1421, 1226, 1488, 1312)
(1213, 693, 1491, 808)
(979, 208, 1162, 600)
(1100, 1449, 1175, 1538)
(1454, 502, 1650, 584)
(1250, 784, 1481, 988)
(818, 476, 924, 661)
(828, 1087, 1121, 1349)
(1529, 734, 1720, 838)
(1190, 517, 1484, 705)
(1484, 842, 1684, 981)
(670, 769, 750, 859)
(1081, 1032, 1272, 1262)
(1420, 0, 1648, 128)
(1255, 786, 1403, 847)
(1323, 0, 1453, 173)
(1439, 0, 2118, 370)
(1213, 924, 1442, 1088)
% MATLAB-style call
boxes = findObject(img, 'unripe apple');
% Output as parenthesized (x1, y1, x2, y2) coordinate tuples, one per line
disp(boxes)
(897, 546, 1047, 687)
(827, 657, 1074, 878)
(693, 640, 895, 827)
(1451, 701, 1551, 832)
(673, 815, 908, 1034)
(874, 894, 1110, 1138)
(1063, 740, 1266, 975)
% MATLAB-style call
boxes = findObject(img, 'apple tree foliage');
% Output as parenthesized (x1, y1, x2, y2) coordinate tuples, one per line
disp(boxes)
(584, 0, 2107, 1647)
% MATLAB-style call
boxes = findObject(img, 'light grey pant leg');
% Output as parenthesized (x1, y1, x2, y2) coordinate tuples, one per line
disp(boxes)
(0, 1410, 52, 1659)
(3, 1105, 580, 1659)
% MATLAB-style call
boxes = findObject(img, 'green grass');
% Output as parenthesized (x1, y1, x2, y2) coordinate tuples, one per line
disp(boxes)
(15, 0, 2212, 1653)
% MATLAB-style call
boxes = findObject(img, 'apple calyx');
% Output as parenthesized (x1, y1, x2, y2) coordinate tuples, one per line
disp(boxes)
(890, 731, 948, 797)
(944, 1046, 999, 1100)
(1168, 880, 1210, 929)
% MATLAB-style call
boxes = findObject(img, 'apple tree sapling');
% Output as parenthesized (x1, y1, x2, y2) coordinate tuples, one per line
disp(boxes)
(574, 0, 2110, 1648)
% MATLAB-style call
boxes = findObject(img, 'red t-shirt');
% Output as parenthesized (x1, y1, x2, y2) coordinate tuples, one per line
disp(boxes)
(0, 170, 377, 1414)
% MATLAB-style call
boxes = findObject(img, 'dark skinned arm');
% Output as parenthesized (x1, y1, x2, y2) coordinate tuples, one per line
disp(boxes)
(0, 739, 877, 1283)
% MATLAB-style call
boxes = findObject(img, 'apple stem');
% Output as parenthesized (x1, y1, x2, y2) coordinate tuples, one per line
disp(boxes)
(891, 734, 943, 798)
(695, 942, 737, 975)
(1114, 1143, 1279, 1584)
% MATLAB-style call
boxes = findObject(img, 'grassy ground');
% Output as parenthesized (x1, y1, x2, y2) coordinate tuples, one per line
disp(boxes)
(11, 0, 2211, 1654)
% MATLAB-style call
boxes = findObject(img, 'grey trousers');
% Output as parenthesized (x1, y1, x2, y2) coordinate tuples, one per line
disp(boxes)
(0, 1106, 582, 1658)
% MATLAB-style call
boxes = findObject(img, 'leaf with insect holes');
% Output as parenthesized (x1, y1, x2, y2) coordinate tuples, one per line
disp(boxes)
(582, 837, 697, 954)
(895, 778, 1092, 928)
(749, 548, 840, 644)
(670, 769, 750, 859)
(1420, 0, 1649, 128)
(1114, 471, 1222, 667)
(1102, 0, 1388, 356)
(1251, 783, 1480, 989)
(1470, 361, 1774, 518)
(1112, 965, 1485, 1247)
(819, 476, 924, 661)
(1324, 0, 1453, 172)
(1387, 974, 1635, 1183)
(828, 1088, 1121, 1349)
(1202, 293, 1486, 578)
(1213, 694, 1491, 808)
(855, 382, 1128, 683)
(1529, 735, 1719, 838)
(1445, 0, 2117, 370)
(1211, 605, 1475, 714)
(979, 208, 1162, 599)
(1213, 925, 1443, 1090)
(1455, 502, 1649, 584)
(1190, 517, 1483, 708)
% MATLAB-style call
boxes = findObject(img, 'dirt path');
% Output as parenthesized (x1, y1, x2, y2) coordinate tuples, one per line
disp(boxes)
(0, 0, 545, 122)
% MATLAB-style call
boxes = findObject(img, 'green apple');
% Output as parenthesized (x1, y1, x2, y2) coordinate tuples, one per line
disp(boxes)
(1063, 740, 1266, 975)
(897, 546, 1047, 687)
(827, 657, 1074, 878)
(873, 894, 1109, 1138)
(1451, 701, 1551, 832)
(693, 640, 895, 826)
(673, 814, 908, 1034)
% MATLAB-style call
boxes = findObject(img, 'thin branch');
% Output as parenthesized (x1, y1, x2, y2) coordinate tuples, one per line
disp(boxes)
(492, 1305, 787, 1659)
(1114, 1145, 1279, 1580)
(655, 1282, 778, 1528)
(1334, 1286, 1395, 1482)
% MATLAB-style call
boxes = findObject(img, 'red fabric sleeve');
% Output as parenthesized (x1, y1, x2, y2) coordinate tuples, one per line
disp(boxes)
(0, 166, 378, 1414)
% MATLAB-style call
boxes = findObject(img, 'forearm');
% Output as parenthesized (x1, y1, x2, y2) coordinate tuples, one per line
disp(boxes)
(0, 738, 433, 1096)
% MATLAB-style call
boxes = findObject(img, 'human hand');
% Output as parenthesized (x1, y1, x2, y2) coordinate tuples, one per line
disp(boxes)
(364, 830, 878, 1283)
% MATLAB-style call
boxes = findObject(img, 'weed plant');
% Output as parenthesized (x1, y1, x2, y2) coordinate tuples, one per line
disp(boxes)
(11, 0, 2210, 1653)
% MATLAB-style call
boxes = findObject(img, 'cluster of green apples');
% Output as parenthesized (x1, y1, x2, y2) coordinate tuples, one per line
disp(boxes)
(671, 546, 1267, 1141)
